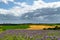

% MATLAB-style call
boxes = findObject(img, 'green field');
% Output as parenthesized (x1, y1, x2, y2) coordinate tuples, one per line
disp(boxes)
(0, 24, 30, 31)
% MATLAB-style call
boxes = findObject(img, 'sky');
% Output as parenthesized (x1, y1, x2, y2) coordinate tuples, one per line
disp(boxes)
(0, 0, 60, 24)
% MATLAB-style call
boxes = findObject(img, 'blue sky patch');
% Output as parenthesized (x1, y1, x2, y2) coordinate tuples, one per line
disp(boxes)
(43, 0, 60, 3)
(14, 0, 36, 5)
(0, 1, 17, 9)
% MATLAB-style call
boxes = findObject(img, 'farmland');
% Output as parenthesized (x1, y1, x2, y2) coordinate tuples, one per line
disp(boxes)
(28, 25, 55, 30)
(0, 24, 60, 40)
(0, 24, 60, 31)
(0, 24, 30, 31)
(0, 30, 60, 40)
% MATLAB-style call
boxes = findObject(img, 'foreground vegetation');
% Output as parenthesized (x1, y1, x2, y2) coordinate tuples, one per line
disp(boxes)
(0, 30, 60, 40)
(0, 24, 60, 40)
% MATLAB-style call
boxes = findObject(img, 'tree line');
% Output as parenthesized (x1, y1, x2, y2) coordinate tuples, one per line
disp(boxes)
(43, 26, 60, 30)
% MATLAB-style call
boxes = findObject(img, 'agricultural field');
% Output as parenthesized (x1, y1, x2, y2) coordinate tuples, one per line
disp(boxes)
(28, 24, 60, 30)
(0, 24, 60, 31)
(28, 25, 55, 30)
(0, 30, 60, 40)
(0, 24, 60, 40)
(0, 24, 30, 31)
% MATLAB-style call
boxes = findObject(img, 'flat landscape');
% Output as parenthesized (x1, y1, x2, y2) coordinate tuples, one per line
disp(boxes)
(0, 24, 60, 31)
(0, 0, 60, 40)
(0, 24, 60, 40)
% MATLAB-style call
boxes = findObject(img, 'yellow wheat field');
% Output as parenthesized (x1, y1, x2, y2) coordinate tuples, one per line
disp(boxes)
(27, 25, 55, 30)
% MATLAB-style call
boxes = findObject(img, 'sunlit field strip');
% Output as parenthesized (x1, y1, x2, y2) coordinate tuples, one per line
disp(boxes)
(28, 25, 55, 30)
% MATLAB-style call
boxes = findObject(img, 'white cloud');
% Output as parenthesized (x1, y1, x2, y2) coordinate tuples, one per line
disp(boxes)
(47, 2, 60, 8)
(0, 0, 60, 16)
(0, 9, 9, 14)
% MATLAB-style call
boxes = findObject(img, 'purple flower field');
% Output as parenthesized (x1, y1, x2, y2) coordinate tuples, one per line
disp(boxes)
(0, 30, 60, 40)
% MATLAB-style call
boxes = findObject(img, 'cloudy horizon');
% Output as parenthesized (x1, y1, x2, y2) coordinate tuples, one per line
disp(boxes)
(0, 0, 60, 24)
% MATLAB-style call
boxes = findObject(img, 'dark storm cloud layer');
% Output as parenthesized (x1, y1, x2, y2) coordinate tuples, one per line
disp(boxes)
(1, 7, 60, 23)
(21, 7, 60, 22)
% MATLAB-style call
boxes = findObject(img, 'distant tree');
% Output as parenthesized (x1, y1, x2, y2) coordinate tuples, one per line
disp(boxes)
(43, 28, 46, 30)
(47, 28, 53, 30)
(44, 26, 60, 30)
(54, 26, 60, 30)
(55, 26, 58, 28)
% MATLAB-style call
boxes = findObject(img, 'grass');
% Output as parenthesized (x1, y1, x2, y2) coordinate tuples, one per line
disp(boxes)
(0, 24, 30, 31)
